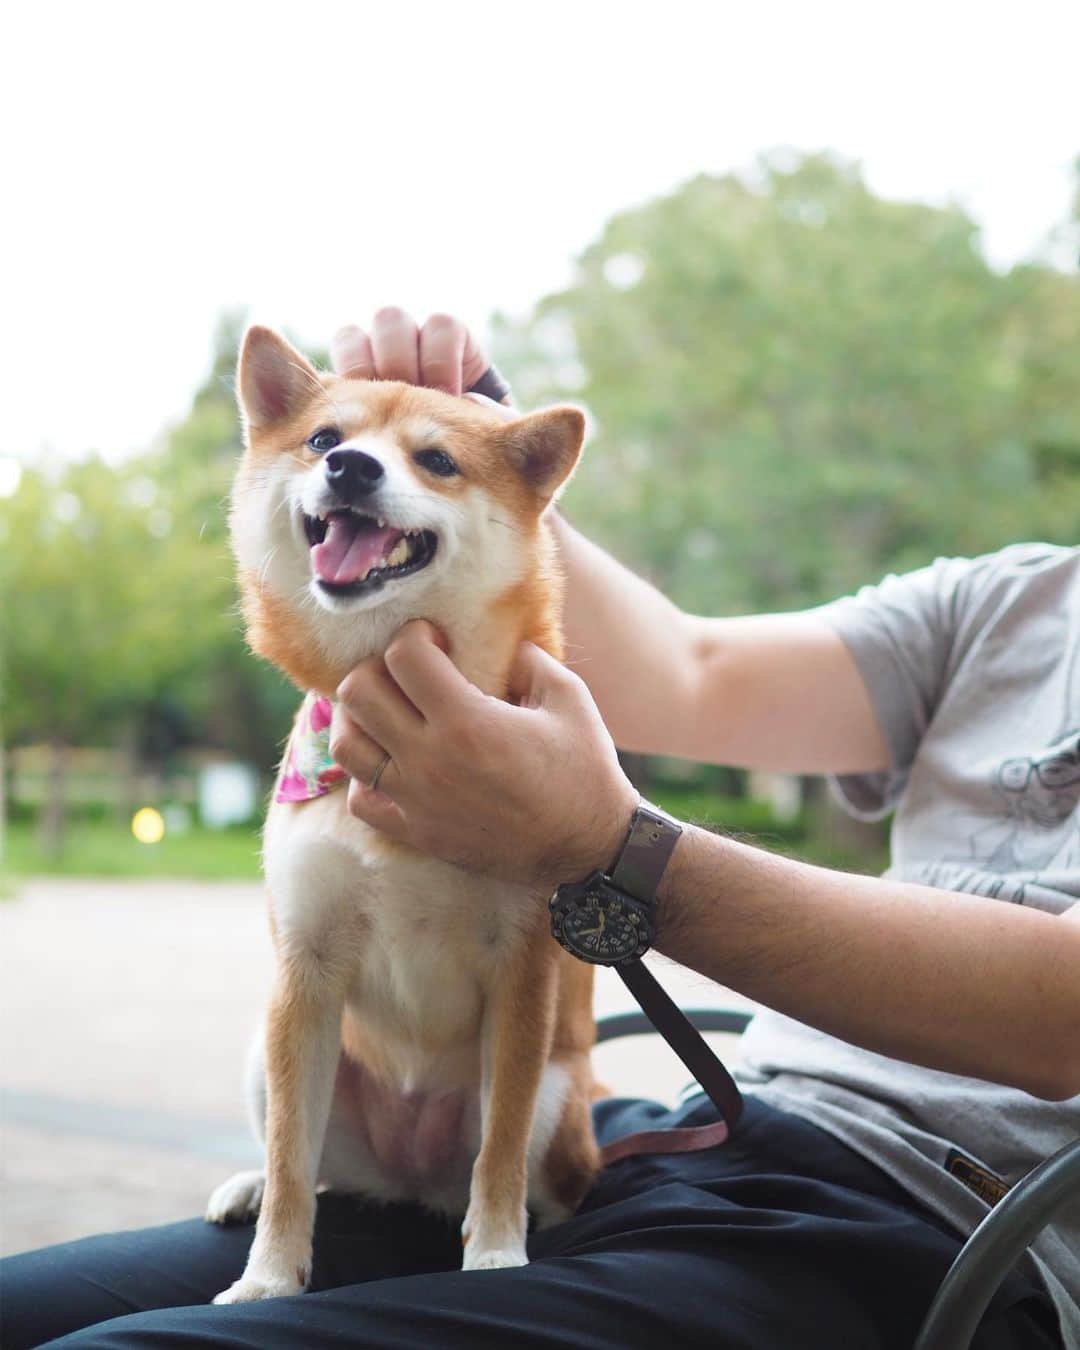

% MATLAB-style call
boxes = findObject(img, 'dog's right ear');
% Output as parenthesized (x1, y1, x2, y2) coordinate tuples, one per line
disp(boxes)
(237, 326, 321, 432)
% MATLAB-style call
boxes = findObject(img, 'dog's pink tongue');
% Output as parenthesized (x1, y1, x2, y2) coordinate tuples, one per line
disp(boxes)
(312, 516, 403, 585)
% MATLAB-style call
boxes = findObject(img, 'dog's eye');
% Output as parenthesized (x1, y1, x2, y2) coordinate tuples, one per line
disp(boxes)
(414, 449, 459, 478)
(308, 428, 341, 453)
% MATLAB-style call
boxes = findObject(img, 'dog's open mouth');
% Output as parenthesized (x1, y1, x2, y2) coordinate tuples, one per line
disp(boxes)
(304, 511, 438, 595)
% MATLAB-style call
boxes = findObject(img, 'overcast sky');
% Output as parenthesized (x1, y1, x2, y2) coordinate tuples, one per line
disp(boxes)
(3, 0, 1077, 470)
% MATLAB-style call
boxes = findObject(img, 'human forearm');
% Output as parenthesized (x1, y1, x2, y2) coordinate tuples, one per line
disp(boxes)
(655, 826, 1080, 1101)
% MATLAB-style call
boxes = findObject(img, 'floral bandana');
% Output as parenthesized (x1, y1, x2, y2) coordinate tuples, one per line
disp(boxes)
(275, 693, 348, 803)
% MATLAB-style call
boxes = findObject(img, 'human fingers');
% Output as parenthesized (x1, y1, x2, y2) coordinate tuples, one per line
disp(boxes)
(328, 714, 401, 794)
(331, 325, 376, 379)
(346, 776, 409, 835)
(335, 660, 424, 755)
(461, 326, 491, 391)
(383, 621, 479, 723)
(506, 642, 591, 713)
(415, 312, 494, 395)
(418, 313, 468, 395)
(370, 306, 421, 383)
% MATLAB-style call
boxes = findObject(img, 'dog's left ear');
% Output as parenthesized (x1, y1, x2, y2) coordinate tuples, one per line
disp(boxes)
(499, 406, 586, 502)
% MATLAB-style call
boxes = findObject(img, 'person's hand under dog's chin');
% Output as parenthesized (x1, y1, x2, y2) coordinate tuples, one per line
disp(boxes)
(331, 619, 638, 892)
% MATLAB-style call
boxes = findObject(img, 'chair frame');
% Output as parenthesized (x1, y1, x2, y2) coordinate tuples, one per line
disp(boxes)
(595, 1007, 1078, 1350)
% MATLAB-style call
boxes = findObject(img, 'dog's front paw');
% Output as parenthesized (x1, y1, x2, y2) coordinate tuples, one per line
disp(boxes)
(212, 1267, 306, 1305)
(461, 1197, 528, 1270)
(206, 1170, 265, 1225)
(462, 1243, 529, 1272)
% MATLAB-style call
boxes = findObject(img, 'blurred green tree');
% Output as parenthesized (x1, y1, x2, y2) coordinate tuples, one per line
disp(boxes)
(494, 151, 1080, 616)
(0, 312, 307, 853)
(0, 456, 227, 853)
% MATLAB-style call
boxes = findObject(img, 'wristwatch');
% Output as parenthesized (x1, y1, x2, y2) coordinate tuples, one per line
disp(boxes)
(549, 801, 683, 965)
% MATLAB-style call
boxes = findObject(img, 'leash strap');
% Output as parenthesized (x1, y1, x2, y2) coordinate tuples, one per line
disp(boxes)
(598, 959, 744, 1167)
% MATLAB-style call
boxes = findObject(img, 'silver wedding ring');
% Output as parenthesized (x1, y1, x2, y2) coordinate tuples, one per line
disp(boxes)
(369, 752, 392, 793)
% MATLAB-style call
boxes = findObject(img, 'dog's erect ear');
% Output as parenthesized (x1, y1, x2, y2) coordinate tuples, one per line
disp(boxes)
(237, 326, 321, 431)
(498, 406, 586, 501)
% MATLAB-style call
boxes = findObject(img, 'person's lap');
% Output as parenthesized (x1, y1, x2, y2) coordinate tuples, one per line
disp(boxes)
(0, 1097, 1063, 1350)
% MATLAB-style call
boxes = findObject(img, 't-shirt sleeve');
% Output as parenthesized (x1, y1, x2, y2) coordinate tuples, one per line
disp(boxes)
(816, 556, 981, 819)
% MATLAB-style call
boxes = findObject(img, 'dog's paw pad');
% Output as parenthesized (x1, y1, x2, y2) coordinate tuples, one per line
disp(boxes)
(205, 1171, 265, 1225)
(462, 1246, 529, 1272)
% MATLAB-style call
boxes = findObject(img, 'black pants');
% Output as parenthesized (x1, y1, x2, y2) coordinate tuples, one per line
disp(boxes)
(0, 1096, 1064, 1350)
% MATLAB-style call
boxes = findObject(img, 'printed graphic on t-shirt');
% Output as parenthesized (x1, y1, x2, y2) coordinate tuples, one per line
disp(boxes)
(906, 726, 1080, 905)
(971, 728, 1080, 878)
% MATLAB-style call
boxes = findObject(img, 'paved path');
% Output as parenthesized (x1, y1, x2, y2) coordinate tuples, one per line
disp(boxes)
(1, 878, 749, 1257)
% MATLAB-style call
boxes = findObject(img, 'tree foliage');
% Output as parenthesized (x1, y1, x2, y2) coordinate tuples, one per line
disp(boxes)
(0, 310, 296, 778)
(494, 152, 1080, 615)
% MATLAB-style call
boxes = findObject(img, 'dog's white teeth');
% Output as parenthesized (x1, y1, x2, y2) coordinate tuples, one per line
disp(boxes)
(386, 538, 411, 567)
(376, 516, 387, 528)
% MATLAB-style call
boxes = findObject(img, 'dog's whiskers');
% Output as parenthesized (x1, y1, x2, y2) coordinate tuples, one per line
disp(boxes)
(258, 544, 281, 588)
(486, 515, 524, 536)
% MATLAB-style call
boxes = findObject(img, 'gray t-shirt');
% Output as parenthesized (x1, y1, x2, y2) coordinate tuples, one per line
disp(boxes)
(734, 543, 1080, 1346)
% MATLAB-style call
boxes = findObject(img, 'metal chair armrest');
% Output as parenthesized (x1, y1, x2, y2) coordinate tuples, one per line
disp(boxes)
(913, 1136, 1080, 1350)
(595, 1007, 753, 1043)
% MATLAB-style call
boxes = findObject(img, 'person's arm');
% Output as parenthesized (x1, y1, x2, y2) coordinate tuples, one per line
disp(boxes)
(553, 514, 889, 774)
(655, 824, 1080, 1102)
(329, 622, 1080, 1105)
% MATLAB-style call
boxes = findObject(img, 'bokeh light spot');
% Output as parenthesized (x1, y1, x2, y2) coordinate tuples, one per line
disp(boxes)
(131, 807, 166, 844)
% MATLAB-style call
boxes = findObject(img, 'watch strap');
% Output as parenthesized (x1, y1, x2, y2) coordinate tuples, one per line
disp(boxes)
(609, 802, 682, 902)
(465, 364, 514, 405)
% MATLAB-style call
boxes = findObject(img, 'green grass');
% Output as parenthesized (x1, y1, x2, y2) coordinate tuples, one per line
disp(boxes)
(0, 791, 887, 890)
(0, 820, 264, 885)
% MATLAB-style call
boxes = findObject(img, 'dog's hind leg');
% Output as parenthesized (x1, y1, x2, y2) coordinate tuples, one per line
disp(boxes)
(206, 1168, 265, 1225)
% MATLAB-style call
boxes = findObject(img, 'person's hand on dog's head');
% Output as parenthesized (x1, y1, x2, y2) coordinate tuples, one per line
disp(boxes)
(331, 307, 502, 401)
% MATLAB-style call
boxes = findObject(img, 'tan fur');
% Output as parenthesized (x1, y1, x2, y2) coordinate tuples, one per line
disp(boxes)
(209, 327, 601, 1302)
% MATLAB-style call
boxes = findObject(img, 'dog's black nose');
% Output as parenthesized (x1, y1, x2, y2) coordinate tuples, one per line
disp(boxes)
(324, 449, 385, 499)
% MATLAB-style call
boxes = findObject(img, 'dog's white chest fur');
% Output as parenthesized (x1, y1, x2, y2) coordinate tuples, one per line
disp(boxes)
(264, 788, 533, 1081)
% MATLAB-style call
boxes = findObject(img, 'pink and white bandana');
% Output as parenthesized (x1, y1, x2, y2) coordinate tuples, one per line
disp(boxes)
(275, 693, 348, 803)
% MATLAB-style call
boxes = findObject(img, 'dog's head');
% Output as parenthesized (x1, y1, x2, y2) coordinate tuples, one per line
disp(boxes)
(229, 326, 585, 686)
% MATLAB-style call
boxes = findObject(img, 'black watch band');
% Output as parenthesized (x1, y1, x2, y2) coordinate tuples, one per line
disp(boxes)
(465, 364, 513, 405)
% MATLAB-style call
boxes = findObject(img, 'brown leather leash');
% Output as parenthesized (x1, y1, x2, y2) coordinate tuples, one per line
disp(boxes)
(599, 959, 744, 1166)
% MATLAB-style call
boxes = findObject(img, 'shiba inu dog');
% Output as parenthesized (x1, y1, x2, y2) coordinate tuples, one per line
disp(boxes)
(207, 326, 601, 1303)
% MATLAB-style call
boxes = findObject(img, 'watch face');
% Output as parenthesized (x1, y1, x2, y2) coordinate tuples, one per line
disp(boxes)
(552, 877, 651, 965)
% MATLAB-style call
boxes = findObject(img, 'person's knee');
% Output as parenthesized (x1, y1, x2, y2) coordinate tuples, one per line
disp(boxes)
(33, 1304, 248, 1349)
